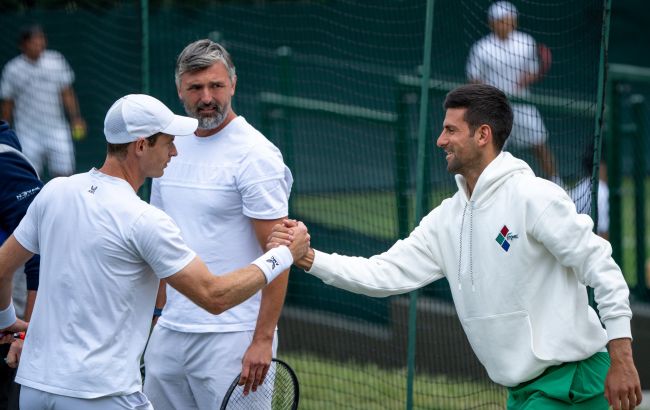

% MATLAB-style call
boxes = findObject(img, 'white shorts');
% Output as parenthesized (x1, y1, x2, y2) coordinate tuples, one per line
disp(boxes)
(20, 386, 153, 410)
(143, 325, 278, 410)
(505, 103, 549, 149)
(17, 127, 74, 176)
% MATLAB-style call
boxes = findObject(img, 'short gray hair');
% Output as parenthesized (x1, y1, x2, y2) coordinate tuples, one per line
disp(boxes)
(175, 39, 236, 87)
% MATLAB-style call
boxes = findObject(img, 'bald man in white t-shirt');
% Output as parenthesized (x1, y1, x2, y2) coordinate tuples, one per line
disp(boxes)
(467, 1, 561, 184)
(0, 94, 309, 410)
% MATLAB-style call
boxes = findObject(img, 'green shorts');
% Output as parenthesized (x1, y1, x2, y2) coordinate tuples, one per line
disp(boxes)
(506, 352, 610, 409)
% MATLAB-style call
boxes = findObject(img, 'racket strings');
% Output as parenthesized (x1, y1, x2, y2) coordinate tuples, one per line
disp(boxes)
(223, 361, 298, 410)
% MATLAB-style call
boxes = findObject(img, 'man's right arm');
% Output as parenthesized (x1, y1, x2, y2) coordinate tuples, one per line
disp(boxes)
(164, 222, 310, 315)
(165, 257, 272, 315)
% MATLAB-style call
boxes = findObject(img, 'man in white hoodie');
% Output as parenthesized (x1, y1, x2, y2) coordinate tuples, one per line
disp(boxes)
(270, 84, 642, 410)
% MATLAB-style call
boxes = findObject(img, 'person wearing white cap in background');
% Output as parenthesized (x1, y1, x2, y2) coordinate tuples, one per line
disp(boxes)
(0, 94, 310, 410)
(466, 1, 563, 186)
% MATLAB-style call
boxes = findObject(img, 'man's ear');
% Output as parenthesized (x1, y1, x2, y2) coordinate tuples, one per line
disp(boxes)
(476, 124, 492, 147)
(133, 138, 147, 157)
(230, 75, 237, 96)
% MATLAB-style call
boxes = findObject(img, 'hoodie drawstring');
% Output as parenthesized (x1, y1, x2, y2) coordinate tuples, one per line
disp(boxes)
(457, 201, 475, 292)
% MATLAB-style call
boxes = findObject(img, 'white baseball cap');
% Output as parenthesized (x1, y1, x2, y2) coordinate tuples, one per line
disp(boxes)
(104, 94, 198, 144)
(488, 1, 518, 21)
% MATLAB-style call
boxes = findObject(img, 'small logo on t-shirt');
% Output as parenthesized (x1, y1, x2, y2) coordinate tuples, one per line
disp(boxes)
(266, 256, 279, 270)
(88, 185, 97, 194)
(495, 225, 518, 252)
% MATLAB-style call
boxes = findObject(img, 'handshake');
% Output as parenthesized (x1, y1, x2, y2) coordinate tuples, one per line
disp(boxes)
(267, 219, 314, 271)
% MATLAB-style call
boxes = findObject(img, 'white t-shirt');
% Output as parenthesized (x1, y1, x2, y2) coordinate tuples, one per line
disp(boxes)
(466, 31, 539, 97)
(570, 178, 609, 235)
(151, 116, 292, 332)
(467, 31, 548, 148)
(0, 50, 74, 137)
(13, 169, 196, 399)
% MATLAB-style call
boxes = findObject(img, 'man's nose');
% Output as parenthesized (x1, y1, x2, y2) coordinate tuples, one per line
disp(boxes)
(436, 132, 446, 147)
(200, 88, 213, 104)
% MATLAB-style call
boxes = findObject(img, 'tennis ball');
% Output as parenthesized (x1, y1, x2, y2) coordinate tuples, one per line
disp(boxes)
(72, 125, 86, 141)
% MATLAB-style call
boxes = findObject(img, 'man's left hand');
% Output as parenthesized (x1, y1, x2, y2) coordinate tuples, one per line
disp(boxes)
(605, 338, 643, 410)
(4, 339, 23, 369)
(238, 338, 272, 396)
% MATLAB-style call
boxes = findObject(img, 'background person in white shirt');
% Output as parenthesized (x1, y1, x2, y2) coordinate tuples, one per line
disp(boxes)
(271, 84, 642, 410)
(143, 39, 293, 410)
(466, 1, 561, 184)
(570, 144, 609, 240)
(0, 24, 86, 178)
(0, 94, 308, 410)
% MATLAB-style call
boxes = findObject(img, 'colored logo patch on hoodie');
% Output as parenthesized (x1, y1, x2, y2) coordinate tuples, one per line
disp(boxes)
(495, 225, 514, 252)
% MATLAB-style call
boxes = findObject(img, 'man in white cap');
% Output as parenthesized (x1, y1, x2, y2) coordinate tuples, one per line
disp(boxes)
(467, 1, 561, 185)
(0, 94, 310, 409)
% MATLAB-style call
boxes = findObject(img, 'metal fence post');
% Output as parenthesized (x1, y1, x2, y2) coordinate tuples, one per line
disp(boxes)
(138, 0, 151, 201)
(630, 94, 649, 300)
(277, 46, 295, 216)
(395, 86, 412, 239)
(407, 0, 436, 408)
(606, 81, 623, 266)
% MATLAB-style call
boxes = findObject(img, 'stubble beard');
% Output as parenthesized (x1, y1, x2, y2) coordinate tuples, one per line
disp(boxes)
(184, 100, 229, 130)
(446, 154, 461, 174)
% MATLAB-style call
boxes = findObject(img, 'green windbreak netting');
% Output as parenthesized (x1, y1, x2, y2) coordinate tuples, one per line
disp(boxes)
(0, 4, 143, 179)
(0, 1, 608, 408)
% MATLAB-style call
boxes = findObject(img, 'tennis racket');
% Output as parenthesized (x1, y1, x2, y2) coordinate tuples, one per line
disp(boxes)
(537, 43, 552, 79)
(220, 358, 299, 410)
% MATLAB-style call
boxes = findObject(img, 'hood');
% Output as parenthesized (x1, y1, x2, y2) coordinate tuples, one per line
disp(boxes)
(454, 151, 533, 205)
(0, 121, 22, 151)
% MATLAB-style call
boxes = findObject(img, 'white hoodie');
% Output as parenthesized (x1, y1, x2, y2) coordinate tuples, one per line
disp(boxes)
(308, 152, 631, 387)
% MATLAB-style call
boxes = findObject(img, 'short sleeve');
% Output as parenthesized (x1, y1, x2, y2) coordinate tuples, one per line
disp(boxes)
(525, 37, 539, 77)
(597, 182, 609, 234)
(0, 64, 17, 100)
(131, 207, 196, 279)
(53, 52, 75, 88)
(238, 144, 293, 219)
(466, 43, 482, 81)
(13, 189, 43, 254)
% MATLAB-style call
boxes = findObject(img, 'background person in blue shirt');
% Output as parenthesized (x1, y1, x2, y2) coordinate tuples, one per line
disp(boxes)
(0, 120, 42, 410)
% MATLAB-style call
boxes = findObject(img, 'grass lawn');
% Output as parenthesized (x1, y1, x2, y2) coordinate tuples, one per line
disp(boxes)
(279, 352, 506, 410)
(620, 178, 650, 288)
(292, 189, 454, 241)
